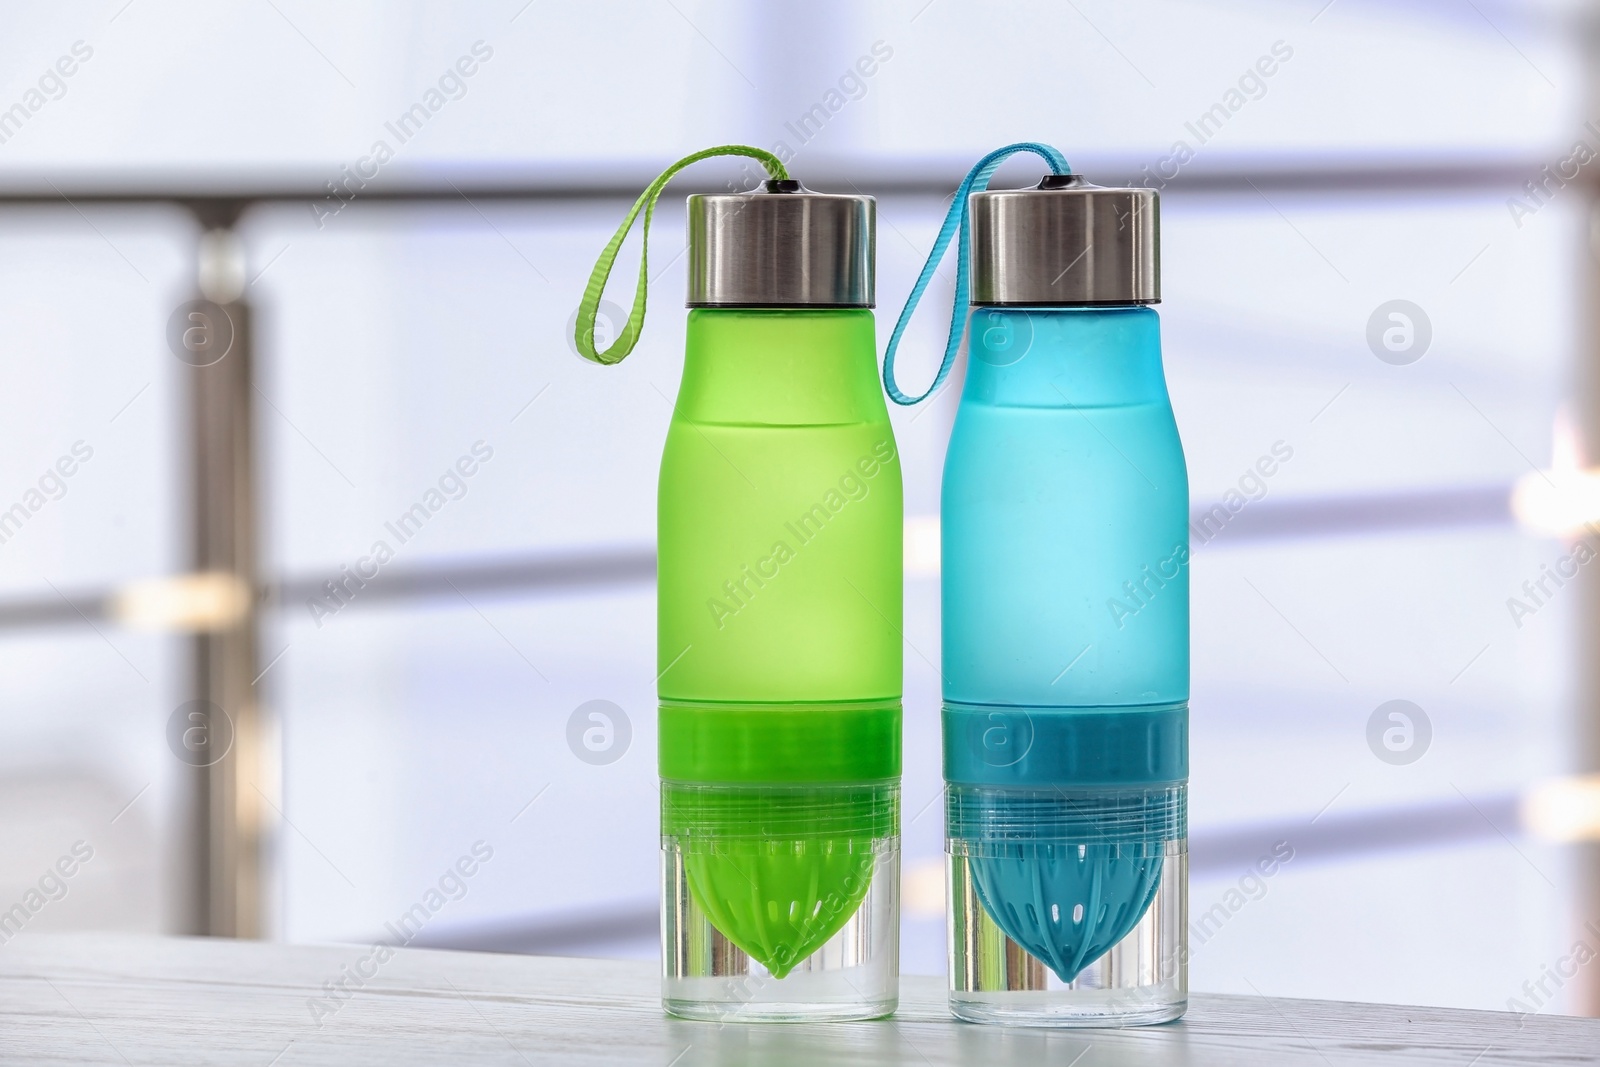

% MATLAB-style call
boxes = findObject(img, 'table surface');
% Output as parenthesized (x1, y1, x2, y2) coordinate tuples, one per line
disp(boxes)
(1, 934, 1596, 1065)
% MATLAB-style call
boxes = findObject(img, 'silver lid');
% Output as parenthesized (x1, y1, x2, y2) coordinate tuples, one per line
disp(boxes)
(686, 181, 874, 307)
(969, 175, 1159, 306)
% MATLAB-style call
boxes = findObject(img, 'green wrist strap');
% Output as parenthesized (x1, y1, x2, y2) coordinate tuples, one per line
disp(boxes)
(574, 145, 790, 365)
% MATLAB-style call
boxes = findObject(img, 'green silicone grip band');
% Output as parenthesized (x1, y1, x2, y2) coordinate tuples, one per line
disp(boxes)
(575, 144, 789, 365)
(659, 701, 902, 784)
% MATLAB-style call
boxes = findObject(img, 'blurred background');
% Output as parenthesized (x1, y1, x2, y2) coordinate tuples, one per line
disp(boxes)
(1, 0, 1598, 1017)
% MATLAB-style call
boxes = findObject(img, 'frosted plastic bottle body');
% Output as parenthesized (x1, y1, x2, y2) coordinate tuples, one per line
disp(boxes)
(942, 306, 1189, 1026)
(658, 308, 902, 1022)
(658, 309, 903, 702)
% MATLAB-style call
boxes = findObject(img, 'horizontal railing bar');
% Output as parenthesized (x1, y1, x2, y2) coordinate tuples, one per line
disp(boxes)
(1187, 792, 1524, 874)
(269, 546, 656, 610)
(0, 590, 105, 629)
(0, 156, 1545, 210)
(408, 791, 1528, 957)
(0, 484, 1524, 631)
(408, 898, 660, 957)
(1195, 483, 1513, 548)
(0, 546, 658, 632)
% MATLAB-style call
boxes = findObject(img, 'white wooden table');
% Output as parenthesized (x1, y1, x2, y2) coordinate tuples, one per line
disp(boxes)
(0, 933, 1594, 1065)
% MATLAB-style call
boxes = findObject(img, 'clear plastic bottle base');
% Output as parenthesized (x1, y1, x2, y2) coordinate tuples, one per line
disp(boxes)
(947, 844, 1187, 1028)
(662, 837, 899, 1022)
(947, 989, 1186, 1028)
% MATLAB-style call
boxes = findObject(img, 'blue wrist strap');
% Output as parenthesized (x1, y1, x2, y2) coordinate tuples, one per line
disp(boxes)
(881, 142, 1071, 406)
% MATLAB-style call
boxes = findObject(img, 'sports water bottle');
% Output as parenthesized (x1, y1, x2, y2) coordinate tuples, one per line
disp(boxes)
(577, 147, 902, 1022)
(884, 145, 1188, 1026)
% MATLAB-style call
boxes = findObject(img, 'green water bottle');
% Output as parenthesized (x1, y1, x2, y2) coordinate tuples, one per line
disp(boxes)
(576, 147, 902, 1022)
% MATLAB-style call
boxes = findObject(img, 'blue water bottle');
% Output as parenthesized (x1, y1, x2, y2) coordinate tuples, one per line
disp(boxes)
(885, 145, 1188, 1026)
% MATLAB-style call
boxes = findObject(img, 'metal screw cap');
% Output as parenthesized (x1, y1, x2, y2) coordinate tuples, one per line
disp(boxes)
(969, 174, 1159, 306)
(687, 180, 875, 308)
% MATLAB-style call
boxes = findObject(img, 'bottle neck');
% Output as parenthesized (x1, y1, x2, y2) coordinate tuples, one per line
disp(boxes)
(962, 306, 1166, 408)
(678, 308, 884, 426)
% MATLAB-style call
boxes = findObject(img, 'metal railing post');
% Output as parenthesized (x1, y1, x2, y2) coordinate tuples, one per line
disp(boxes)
(1575, 210, 1600, 1014)
(182, 208, 265, 938)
